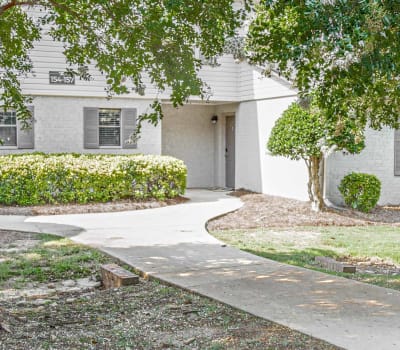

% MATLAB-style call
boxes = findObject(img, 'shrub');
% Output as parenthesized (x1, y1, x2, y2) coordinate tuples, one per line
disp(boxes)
(0, 153, 187, 205)
(267, 101, 365, 212)
(338, 172, 381, 213)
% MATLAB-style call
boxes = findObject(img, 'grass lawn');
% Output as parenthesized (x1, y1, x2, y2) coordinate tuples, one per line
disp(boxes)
(212, 225, 400, 291)
(0, 230, 339, 350)
(0, 233, 109, 288)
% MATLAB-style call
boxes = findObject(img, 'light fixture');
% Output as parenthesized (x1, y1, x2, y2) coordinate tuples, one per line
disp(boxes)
(211, 115, 218, 124)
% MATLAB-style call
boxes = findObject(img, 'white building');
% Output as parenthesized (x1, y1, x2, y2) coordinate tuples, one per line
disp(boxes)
(2, 9, 400, 206)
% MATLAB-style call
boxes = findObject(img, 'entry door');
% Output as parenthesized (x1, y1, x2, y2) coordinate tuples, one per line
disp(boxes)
(225, 116, 235, 189)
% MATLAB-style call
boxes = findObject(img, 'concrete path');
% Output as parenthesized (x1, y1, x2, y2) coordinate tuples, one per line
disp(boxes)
(0, 189, 399, 350)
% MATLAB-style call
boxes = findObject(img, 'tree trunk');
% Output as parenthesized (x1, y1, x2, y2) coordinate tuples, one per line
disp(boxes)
(305, 159, 313, 202)
(305, 156, 325, 212)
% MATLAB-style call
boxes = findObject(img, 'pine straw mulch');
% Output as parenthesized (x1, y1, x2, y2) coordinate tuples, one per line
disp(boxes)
(0, 196, 188, 216)
(207, 190, 400, 231)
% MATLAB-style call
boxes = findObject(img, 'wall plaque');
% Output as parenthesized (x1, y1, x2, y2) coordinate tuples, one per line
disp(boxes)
(49, 71, 75, 85)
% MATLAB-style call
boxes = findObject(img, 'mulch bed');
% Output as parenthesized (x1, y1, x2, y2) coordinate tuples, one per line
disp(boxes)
(0, 196, 188, 216)
(208, 190, 400, 231)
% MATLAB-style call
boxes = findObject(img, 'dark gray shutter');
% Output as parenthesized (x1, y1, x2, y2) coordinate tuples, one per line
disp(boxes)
(121, 108, 137, 149)
(17, 106, 35, 149)
(83, 107, 99, 149)
(395, 129, 400, 175)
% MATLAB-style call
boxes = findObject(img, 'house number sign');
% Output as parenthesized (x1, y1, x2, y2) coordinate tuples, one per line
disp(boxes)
(49, 71, 75, 85)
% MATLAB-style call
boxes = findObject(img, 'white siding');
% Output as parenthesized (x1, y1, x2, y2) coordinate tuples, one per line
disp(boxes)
(22, 21, 294, 104)
(198, 56, 239, 101)
(326, 127, 400, 205)
(238, 63, 296, 101)
(23, 34, 155, 98)
(22, 33, 240, 102)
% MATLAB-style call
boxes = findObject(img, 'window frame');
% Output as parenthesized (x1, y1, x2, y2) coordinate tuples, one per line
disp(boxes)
(83, 107, 137, 150)
(98, 108, 122, 148)
(0, 110, 18, 148)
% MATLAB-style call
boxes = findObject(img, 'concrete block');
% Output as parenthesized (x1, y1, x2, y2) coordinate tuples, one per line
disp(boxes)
(315, 256, 356, 274)
(100, 264, 139, 288)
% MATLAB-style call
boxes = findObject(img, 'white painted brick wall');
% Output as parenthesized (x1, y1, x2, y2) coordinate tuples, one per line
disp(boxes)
(256, 97, 309, 201)
(161, 104, 217, 188)
(326, 127, 400, 205)
(235, 101, 264, 192)
(0, 96, 161, 155)
(234, 97, 309, 200)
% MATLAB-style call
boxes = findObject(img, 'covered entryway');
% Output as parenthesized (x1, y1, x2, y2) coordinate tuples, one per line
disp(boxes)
(161, 103, 238, 189)
(161, 104, 216, 188)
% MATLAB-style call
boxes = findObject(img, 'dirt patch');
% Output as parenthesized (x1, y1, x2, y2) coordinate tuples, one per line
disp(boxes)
(0, 283, 340, 350)
(0, 196, 188, 216)
(208, 191, 400, 231)
(0, 230, 39, 246)
(0, 230, 340, 350)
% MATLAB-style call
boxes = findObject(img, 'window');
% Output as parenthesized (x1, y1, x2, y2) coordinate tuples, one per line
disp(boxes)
(98, 109, 121, 146)
(0, 110, 17, 146)
(83, 107, 137, 149)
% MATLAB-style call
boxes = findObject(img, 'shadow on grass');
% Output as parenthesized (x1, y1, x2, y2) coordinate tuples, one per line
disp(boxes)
(240, 247, 339, 268)
(241, 247, 400, 291)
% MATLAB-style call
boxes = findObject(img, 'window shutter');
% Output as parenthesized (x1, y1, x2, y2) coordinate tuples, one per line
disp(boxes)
(83, 107, 99, 149)
(17, 106, 35, 149)
(121, 108, 137, 149)
(395, 129, 400, 175)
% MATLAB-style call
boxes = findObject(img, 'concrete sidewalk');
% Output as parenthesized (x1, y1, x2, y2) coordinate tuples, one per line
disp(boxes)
(0, 190, 399, 350)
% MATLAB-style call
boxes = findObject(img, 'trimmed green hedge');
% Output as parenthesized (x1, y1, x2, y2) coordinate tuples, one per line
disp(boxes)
(338, 172, 381, 213)
(0, 153, 187, 205)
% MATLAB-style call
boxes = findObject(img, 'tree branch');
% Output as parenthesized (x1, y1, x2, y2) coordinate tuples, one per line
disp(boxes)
(46, 0, 81, 19)
(0, 1, 39, 15)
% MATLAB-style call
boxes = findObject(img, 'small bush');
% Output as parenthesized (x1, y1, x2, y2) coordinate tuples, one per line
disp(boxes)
(338, 172, 381, 213)
(0, 153, 187, 205)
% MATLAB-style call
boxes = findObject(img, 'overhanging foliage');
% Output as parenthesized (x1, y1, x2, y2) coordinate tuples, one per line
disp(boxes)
(0, 0, 251, 128)
(248, 1, 400, 131)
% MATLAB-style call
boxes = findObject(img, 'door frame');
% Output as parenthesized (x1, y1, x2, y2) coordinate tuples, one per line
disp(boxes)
(225, 115, 235, 189)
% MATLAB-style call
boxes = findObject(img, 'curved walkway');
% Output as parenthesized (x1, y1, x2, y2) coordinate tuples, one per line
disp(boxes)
(0, 190, 399, 350)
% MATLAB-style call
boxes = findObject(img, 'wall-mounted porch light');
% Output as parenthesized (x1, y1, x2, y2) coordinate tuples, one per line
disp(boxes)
(211, 115, 218, 124)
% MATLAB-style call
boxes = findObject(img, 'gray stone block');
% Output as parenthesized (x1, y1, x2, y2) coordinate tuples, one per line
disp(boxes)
(315, 256, 356, 274)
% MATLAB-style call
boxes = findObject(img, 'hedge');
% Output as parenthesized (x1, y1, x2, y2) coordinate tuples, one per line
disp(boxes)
(0, 153, 187, 205)
(338, 172, 381, 213)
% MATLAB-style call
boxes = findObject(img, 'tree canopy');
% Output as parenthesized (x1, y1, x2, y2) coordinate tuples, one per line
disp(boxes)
(247, 1, 400, 131)
(0, 0, 250, 128)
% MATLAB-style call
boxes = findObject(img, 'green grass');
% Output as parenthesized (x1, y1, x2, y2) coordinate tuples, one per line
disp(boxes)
(212, 226, 400, 290)
(0, 233, 110, 287)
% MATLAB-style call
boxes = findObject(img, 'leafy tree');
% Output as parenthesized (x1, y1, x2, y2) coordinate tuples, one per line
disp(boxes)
(267, 101, 364, 211)
(247, 1, 400, 132)
(0, 0, 251, 131)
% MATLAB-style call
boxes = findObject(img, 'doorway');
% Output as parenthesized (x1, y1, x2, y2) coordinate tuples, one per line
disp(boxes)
(225, 115, 235, 189)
